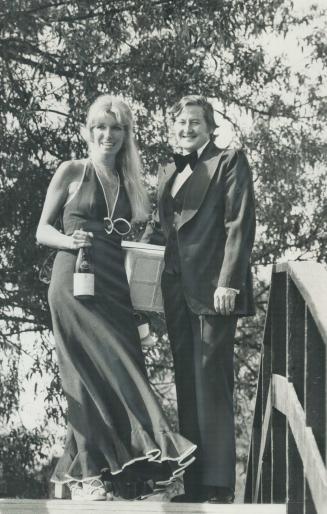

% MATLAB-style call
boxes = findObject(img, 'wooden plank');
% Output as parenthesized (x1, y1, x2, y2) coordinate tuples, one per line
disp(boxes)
(244, 440, 254, 503)
(272, 376, 327, 514)
(244, 277, 274, 503)
(271, 272, 287, 376)
(0, 499, 287, 513)
(304, 482, 317, 514)
(254, 381, 272, 502)
(286, 432, 304, 514)
(274, 261, 327, 346)
(248, 349, 264, 502)
(287, 279, 305, 407)
(271, 273, 287, 504)
(273, 262, 289, 273)
(261, 425, 272, 504)
(306, 310, 326, 463)
(286, 280, 305, 513)
(246, 260, 326, 510)
(261, 315, 273, 503)
(286, 383, 306, 456)
(303, 427, 327, 514)
(272, 374, 289, 416)
(271, 374, 288, 506)
(304, 306, 319, 514)
(253, 400, 263, 499)
(285, 384, 305, 514)
(244, 348, 263, 502)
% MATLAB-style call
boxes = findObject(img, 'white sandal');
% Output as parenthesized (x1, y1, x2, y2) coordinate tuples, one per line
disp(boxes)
(82, 477, 108, 501)
(68, 481, 84, 501)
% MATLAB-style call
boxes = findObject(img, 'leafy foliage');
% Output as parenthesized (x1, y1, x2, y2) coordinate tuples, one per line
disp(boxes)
(0, 0, 326, 498)
(0, 426, 53, 498)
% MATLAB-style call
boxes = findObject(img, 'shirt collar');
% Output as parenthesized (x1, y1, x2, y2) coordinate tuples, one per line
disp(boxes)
(196, 139, 211, 158)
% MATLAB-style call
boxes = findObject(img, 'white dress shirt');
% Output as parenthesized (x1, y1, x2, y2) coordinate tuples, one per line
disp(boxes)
(171, 140, 210, 198)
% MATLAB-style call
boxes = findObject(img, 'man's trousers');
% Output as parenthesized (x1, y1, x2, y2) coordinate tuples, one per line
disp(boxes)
(161, 271, 238, 498)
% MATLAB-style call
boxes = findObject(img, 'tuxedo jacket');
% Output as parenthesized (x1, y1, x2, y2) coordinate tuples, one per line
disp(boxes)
(142, 141, 256, 316)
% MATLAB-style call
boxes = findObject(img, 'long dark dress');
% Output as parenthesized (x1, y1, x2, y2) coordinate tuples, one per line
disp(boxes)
(49, 159, 195, 497)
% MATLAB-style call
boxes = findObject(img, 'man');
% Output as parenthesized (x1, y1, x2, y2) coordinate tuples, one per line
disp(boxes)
(142, 95, 256, 503)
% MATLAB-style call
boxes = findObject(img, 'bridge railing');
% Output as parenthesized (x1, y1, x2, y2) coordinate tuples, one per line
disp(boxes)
(244, 261, 327, 514)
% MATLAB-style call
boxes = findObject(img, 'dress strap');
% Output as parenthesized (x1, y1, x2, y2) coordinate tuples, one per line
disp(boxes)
(64, 160, 88, 207)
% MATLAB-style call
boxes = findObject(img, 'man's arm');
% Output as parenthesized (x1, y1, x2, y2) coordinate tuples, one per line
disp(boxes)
(214, 150, 256, 314)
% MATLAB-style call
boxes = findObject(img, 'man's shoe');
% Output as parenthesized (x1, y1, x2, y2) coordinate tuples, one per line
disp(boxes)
(204, 486, 235, 504)
(170, 493, 202, 503)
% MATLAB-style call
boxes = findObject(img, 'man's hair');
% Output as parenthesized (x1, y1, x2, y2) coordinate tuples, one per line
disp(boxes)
(169, 95, 218, 134)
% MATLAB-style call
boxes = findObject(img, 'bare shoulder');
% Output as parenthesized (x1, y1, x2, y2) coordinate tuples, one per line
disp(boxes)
(52, 158, 87, 187)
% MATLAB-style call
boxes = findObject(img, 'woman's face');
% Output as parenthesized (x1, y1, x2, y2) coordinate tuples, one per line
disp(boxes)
(91, 111, 125, 157)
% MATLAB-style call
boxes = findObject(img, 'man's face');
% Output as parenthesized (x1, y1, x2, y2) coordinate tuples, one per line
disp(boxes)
(174, 105, 211, 153)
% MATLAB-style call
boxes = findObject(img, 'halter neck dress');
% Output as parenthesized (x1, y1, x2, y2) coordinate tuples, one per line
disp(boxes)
(48, 159, 195, 498)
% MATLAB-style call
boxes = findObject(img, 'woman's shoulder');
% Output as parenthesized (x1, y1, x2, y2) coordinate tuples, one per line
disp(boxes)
(54, 158, 89, 183)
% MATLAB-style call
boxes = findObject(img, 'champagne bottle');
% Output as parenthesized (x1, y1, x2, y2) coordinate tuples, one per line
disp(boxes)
(73, 247, 94, 299)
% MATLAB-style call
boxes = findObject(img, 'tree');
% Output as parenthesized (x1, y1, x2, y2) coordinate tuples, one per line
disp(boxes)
(0, 0, 326, 497)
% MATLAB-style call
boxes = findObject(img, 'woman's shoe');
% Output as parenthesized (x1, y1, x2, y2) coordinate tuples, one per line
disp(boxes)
(82, 477, 108, 501)
(68, 481, 84, 501)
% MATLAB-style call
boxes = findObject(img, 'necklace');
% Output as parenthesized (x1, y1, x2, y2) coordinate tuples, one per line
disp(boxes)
(91, 158, 120, 218)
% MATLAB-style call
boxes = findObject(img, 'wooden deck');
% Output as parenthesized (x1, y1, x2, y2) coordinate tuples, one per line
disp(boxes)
(0, 499, 286, 513)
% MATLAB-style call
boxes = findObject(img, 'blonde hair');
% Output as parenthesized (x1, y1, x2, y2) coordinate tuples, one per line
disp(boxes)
(81, 94, 150, 222)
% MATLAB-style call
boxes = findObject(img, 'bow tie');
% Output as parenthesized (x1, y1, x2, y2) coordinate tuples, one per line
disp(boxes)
(173, 151, 198, 173)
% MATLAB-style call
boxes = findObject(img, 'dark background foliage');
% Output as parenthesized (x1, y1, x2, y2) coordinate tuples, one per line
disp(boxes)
(0, 0, 326, 499)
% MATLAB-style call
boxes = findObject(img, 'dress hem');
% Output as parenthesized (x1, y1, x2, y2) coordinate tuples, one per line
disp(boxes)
(50, 443, 197, 487)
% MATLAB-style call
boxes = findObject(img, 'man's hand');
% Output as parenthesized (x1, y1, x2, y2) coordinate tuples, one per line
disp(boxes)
(213, 287, 238, 315)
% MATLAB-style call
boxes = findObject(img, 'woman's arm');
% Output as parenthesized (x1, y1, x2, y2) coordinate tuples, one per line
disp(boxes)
(36, 161, 93, 250)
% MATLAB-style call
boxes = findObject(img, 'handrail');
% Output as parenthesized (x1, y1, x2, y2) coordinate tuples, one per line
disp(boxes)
(245, 261, 327, 514)
(274, 261, 327, 344)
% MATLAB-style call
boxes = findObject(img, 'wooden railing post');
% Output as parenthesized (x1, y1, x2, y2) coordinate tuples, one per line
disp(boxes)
(271, 270, 287, 504)
(305, 309, 326, 514)
(252, 363, 263, 501)
(245, 261, 327, 512)
(305, 310, 326, 462)
(247, 287, 274, 504)
(261, 311, 273, 502)
(286, 277, 305, 514)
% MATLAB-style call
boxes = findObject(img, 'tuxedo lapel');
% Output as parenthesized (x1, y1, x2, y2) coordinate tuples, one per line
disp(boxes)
(158, 162, 176, 199)
(158, 162, 176, 235)
(177, 144, 224, 230)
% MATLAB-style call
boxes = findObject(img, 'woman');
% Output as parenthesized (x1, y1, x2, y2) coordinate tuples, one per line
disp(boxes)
(36, 95, 196, 501)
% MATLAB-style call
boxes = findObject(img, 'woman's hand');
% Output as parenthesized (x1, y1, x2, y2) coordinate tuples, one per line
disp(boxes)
(70, 229, 93, 250)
